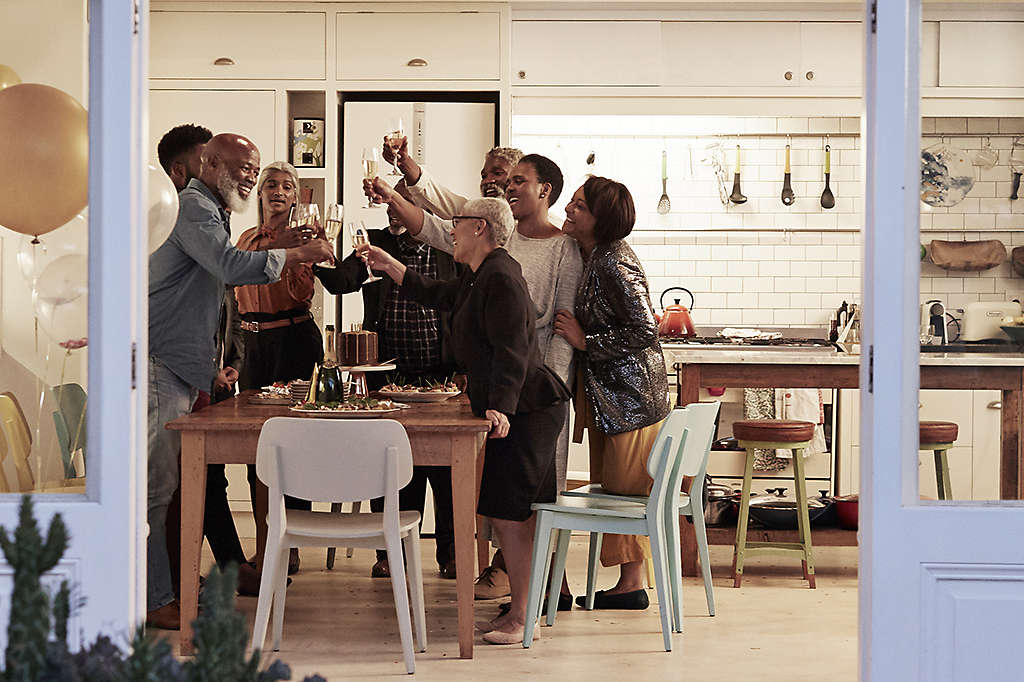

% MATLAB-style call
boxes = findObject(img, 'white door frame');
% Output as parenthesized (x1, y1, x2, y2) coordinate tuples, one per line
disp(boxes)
(861, 1, 1024, 680)
(0, 0, 148, 646)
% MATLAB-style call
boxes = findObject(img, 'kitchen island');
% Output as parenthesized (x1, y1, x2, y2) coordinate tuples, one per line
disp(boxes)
(664, 346, 1024, 575)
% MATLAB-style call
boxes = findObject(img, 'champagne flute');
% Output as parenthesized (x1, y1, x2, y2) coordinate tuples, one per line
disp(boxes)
(318, 204, 343, 268)
(349, 220, 381, 282)
(361, 147, 381, 208)
(289, 202, 311, 230)
(385, 118, 404, 175)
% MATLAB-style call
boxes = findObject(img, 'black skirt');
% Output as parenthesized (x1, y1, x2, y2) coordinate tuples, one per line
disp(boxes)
(477, 400, 567, 522)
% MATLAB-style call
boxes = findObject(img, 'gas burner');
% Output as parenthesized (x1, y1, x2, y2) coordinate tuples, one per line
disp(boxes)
(664, 336, 835, 348)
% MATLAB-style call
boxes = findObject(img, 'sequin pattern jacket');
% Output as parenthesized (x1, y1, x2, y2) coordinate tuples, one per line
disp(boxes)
(576, 239, 670, 435)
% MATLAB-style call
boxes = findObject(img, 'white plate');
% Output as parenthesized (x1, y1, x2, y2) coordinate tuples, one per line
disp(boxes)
(377, 390, 460, 403)
(248, 394, 294, 406)
(288, 403, 408, 419)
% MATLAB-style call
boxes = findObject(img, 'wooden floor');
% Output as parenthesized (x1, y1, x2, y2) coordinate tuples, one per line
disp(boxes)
(162, 532, 859, 680)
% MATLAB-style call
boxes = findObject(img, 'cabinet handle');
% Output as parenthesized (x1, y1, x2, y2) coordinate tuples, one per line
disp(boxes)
(988, 400, 1002, 409)
(213, 57, 235, 66)
(518, 70, 527, 80)
(406, 58, 428, 67)
(805, 70, 815, 81)
(784, 71, 794, 81)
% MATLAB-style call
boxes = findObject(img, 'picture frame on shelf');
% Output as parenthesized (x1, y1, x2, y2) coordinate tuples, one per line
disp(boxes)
(292, 118, 325, 168)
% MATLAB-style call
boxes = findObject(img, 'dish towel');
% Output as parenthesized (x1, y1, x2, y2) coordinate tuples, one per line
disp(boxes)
(773, 388, 826, 458)
(742, 388, 787, 471)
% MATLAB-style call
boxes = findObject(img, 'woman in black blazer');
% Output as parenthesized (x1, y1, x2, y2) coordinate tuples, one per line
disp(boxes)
(360, 196, 569, 646)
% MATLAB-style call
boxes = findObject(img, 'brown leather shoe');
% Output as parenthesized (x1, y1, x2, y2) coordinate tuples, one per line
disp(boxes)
(474, 565, 510, 600)
(236, 562, 261, 597)
(371, 558, 390, 579)
(146, 600, 180, 630)
(439, 559, 457, 580)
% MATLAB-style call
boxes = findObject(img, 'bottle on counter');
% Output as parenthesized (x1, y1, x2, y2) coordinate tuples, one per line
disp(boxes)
(324, 324, 336, 364)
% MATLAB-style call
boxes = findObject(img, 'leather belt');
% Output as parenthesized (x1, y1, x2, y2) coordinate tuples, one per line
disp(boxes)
(240, 313, 312, 334)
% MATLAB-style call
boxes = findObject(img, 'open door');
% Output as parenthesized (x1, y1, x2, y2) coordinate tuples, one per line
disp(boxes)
(0, 0, 147, 647)
(861, 1, 1024, 679)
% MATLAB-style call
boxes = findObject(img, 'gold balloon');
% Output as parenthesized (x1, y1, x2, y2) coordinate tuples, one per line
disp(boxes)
(0, 64, 21, 91)
(0, 84, 88, 238)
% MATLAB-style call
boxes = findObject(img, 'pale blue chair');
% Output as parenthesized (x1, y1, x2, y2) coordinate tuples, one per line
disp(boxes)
(523, 403, 719, 651)
(52, 383, 87, 478)
(563, 401, 720, 619)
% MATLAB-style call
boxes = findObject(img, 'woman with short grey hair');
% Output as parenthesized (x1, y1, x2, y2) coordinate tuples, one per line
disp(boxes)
(459, 197, 515, 247)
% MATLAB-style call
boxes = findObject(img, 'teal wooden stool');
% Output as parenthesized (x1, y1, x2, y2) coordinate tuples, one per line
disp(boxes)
(732, 419, 817, 589)
(920, 421, 958, 500)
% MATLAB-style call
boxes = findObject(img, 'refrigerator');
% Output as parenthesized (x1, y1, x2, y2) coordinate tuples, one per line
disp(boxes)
(337, 92, 499, 334)
(336, 92, 498, 536)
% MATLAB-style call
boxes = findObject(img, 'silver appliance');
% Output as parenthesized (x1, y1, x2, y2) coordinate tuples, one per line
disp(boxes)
(920, 299, 948, 344)
(962, 301, 1022, 342)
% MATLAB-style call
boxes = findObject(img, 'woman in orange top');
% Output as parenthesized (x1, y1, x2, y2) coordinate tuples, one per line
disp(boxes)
(235, 161, 325, 575)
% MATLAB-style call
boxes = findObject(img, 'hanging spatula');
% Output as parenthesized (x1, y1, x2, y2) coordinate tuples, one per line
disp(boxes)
(657, 150, 671, 214)
(729, 145, 747, 204)
(781, 143, 796, 206)
(1010, 138, 1023, 201)
(820, 145, 835, 209)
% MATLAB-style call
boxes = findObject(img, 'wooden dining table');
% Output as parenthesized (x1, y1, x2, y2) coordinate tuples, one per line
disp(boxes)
(167, 392, 490, 658)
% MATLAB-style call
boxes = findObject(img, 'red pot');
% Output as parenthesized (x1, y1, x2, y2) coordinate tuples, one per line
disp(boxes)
(834, 494, 858, 530)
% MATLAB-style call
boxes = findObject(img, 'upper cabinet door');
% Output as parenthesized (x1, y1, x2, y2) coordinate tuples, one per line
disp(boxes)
(661, 22, 800, 87)
(921, 22, 939, 88)
(939, 21, 1024, 88)
(512, 21, 661, 86)
(151, 12, 327, 80)
(337, 12, 499, 80)
(798, 22, 862, 88)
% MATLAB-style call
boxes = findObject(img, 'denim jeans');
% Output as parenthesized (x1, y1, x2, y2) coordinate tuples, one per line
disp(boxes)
(147, 356, 196, 611)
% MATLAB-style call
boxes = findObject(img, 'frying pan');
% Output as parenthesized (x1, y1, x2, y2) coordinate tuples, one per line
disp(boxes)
(729, 145, 747, 204)
(781, 144, 795, 206)
(820, 145, 835, 209)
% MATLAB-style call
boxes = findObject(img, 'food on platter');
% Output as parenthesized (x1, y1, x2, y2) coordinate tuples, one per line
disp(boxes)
(250, 382, 296, 404)
(259, 382, 291, 396)
(293, 397, 400, 412)
(378, 375, 461, 402)
(340, 330, 378, 366)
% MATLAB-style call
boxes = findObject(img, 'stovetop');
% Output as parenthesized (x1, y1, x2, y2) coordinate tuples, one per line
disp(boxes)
(921, 341, 1024, 354)
(662, 335, 837, 349)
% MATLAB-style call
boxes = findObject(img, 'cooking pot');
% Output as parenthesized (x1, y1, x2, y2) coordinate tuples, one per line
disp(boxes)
(703, 476, 739, 527)
(658, 287, 696, 338)
(833, 494, 858, 530)
(742, 487, 833, 530)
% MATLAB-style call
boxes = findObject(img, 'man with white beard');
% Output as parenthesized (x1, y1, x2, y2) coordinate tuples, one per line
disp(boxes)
(146, 133, 333, 629)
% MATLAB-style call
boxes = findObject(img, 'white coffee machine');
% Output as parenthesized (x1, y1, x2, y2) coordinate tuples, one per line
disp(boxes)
(921, 299, 948, 344)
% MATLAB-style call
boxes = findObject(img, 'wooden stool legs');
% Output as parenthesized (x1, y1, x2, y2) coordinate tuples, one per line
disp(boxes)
(922, 443, 954, 500)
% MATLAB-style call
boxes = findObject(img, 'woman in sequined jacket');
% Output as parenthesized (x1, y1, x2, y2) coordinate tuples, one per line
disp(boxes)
(555, 175, 671, 611)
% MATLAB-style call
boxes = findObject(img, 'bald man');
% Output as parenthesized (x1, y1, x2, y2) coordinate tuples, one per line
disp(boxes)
(147, 134, 333, 629)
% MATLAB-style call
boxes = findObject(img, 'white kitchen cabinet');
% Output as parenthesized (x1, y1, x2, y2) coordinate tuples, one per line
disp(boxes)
(337, 12, 499, 81)
(837, 389, 1001, 499)
(151, 11, 327, 80)
(660, 22, 800, 88)
(798, 22, 862, 88)
(148, 89, 277, 239)
(939, 22, 1024, 88)
(512, 20, 661, 86)
(921, 22, 939, 88)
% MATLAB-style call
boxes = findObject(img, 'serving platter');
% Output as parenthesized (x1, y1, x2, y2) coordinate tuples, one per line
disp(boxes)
(248, 393, 294, 406)
(288, 403, 407, 418)
(377, 389, 460, 403)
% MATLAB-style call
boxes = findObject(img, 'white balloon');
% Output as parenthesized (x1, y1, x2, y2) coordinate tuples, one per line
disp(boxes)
(15, 212, 88, 284)
(148, 163, 178, 253)
(33, 254, 88, 349)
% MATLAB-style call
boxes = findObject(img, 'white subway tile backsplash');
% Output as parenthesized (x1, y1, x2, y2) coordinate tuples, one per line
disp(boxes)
(513, 116, 1023, 330)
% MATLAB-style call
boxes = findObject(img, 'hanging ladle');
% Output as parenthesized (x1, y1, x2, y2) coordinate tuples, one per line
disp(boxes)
(729, 144, 747, 204)
(820, 143, 835, 209)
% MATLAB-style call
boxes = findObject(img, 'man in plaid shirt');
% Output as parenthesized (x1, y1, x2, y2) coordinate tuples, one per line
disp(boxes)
(315, 183, 460, 579)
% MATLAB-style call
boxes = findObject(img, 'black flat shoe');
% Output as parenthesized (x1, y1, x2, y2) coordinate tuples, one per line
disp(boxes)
(499, 592, 572, 616)
(575, 589, 650, 610)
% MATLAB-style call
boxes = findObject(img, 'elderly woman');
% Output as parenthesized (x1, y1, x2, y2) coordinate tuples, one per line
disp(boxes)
(554, 176, 671, 611)
(235, 161, 325, 577)
(360, 197, 570, 645)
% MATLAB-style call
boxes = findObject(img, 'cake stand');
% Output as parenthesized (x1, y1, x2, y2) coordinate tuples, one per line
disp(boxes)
(341, 363, 396, 398)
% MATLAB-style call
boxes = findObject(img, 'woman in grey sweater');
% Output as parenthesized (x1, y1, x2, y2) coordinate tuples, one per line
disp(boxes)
(555, 176, 671, 611)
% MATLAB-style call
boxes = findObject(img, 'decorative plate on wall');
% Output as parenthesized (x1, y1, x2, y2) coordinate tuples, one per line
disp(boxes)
(921, 143, 975, 207)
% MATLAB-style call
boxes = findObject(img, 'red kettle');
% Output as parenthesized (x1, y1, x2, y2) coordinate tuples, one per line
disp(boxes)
(657, 287, 696, 338)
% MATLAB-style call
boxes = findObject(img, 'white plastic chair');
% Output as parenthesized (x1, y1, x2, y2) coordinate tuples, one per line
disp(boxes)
(563, 401, 720, 618)
(524, 403, 719, 651)
(249, 418, 426, 674)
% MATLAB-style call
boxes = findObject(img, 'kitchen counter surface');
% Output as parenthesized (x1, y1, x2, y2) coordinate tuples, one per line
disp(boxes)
(662, 345, 1024, 366)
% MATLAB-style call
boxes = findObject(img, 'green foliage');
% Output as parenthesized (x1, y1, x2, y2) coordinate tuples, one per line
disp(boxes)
(0, 496, 323, 682)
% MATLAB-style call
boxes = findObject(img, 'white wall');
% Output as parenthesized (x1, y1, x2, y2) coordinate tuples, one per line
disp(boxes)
(513, 115, 1024, 330)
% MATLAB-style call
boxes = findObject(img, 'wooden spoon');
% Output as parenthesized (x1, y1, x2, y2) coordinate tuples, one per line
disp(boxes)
(820, 145, 835, 209)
